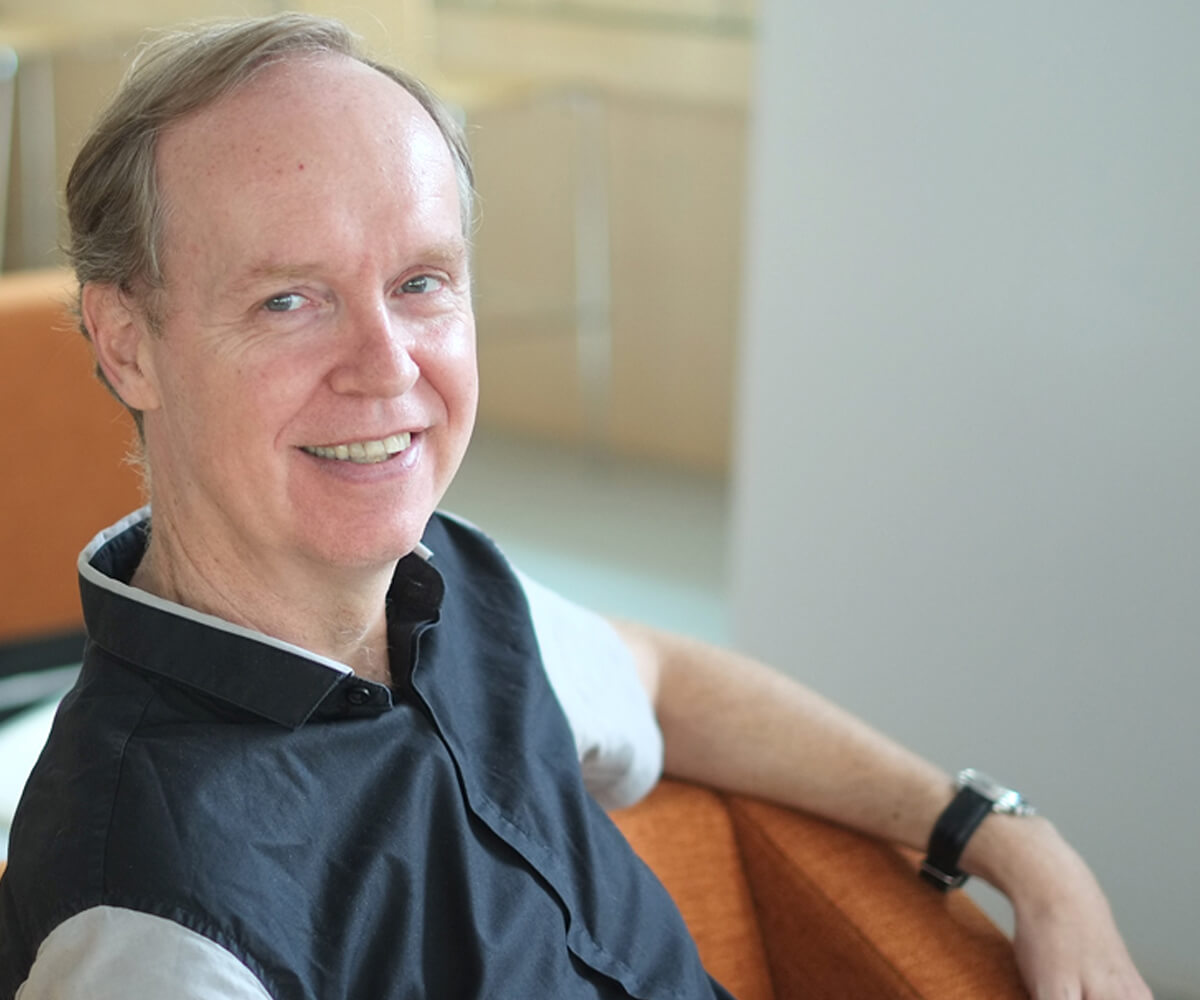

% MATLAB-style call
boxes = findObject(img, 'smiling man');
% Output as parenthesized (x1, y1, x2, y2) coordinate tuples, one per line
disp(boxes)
(86, 45, 477, 684)
(0, 14, 1150, 1000)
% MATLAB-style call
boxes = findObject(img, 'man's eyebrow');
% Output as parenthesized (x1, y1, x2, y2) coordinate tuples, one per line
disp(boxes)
(230, 263, 312, 288)
(410, 239, 471, 269)
(228, 241, 471, 292)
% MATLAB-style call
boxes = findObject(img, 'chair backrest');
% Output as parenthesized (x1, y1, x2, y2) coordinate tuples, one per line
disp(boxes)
(0, 269, 142, 644)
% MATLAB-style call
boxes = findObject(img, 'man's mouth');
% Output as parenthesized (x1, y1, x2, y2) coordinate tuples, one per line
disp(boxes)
(301, 432, 413, 464)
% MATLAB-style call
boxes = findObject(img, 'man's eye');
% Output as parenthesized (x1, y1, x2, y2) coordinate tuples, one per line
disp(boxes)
(400, 275, 445, 295)
(263, 293, 305, 312)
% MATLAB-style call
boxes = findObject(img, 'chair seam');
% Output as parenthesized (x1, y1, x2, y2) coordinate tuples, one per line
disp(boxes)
(712, 792, 780, 1000)
(724, 794, 926, 1000)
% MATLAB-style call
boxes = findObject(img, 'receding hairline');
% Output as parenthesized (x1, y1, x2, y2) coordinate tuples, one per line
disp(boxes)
(68, 15, 475, 292)
(154, 49, 446, 154)
(147, 52, 471, 274)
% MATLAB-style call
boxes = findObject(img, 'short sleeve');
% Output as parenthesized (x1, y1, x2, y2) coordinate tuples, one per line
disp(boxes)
(16, 907, 272, 1000)
(515, 570, 663, 810)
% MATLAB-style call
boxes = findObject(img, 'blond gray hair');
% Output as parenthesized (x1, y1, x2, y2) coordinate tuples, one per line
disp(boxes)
(66, 13, 475, 428)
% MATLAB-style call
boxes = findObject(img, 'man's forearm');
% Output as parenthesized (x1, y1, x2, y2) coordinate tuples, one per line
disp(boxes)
(612, 619, 1152, 1000)
(613, 619, 955, 851)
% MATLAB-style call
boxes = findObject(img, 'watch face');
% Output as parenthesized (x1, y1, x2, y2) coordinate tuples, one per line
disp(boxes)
(957, 768, 1036, 815)
(958, 768, 1006, 800)
(992, 788, 1025, 812)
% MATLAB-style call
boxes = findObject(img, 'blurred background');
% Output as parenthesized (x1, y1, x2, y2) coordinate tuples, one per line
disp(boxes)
(0, 0, 749, 639)
(1, 1, 1197, 996)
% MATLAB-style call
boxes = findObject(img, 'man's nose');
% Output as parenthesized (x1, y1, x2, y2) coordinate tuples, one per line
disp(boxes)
(328, 301, 420, 398)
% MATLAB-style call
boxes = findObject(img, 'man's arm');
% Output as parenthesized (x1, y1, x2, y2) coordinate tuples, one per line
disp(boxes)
(612, 619, 1151, 1000)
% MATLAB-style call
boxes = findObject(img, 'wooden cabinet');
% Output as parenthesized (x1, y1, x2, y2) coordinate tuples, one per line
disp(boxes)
(449, 2, 752, 472)
(469, 91, 745, 472)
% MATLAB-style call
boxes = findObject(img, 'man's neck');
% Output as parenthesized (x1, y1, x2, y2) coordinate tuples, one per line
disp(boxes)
(130, 523, 395, 685)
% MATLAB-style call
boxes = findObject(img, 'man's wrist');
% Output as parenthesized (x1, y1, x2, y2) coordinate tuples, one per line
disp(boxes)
(920, 769, 1036, 891)
(959, 809, 1061, 896)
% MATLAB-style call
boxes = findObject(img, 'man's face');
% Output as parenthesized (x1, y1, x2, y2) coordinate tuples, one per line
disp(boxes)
(135, 55, 477, 576)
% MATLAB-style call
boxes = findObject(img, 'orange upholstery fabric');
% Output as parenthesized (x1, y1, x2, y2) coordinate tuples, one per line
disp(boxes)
(612, 781, 1028, 1000)
(610, 781, 775, 1000)
(0, 269, 142, 642)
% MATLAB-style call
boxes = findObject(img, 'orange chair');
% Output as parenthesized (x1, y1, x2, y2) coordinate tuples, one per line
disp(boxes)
(611, 779, 1027, 999)
(0, 268, 142, 646)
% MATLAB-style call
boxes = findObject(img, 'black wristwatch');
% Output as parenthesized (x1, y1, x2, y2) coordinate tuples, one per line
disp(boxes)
(920, 768, 1036, 891)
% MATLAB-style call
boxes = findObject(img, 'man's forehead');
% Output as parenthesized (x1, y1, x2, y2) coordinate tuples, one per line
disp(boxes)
(153, 53, 457, 240)
(158, 53, 435, 172)
(145, 52, 465, 305)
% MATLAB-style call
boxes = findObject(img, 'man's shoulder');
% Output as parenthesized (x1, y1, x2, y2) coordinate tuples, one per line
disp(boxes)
(7, 653, 158, 875)
(1, 647, 317, 997)
(0, 655, 158, 991)
(4, 646, 273, 936)
(419, 510, 530, 614)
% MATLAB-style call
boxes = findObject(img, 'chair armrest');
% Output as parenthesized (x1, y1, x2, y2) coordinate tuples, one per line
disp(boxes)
(727, 795, 1028, 1000)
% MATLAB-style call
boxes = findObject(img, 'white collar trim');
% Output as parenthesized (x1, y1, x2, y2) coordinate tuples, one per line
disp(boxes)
(77, 507, 433, 677)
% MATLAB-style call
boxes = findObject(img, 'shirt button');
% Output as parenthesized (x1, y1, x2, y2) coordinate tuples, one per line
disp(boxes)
(345, 684, 374, 706)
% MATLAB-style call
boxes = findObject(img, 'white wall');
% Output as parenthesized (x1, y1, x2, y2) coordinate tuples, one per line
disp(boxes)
(730, 3, 1200, 996)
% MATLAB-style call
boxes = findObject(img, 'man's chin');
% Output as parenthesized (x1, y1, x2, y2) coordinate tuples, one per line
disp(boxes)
(301, 522, 432, 574)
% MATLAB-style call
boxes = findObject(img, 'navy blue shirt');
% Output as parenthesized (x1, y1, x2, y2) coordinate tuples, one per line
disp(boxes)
(0, 511, 733, 999)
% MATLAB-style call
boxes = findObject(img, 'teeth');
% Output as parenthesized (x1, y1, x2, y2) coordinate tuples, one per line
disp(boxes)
(303, 432, 412, 464)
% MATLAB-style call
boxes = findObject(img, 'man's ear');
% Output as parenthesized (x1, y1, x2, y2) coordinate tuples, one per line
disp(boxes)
(80, 283, 163, 413)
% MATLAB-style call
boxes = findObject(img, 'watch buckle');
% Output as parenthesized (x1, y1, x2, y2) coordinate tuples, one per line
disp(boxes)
(919, 861, 969, 892)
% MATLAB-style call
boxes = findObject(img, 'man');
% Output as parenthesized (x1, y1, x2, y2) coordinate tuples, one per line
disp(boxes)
(0, 13, 1149, 999)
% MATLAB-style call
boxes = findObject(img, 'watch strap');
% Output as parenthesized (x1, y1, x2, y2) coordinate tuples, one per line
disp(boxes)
(920, 785, 994, 891)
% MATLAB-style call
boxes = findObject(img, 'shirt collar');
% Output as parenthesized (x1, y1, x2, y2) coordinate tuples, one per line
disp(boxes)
(77, 507, 444, 728)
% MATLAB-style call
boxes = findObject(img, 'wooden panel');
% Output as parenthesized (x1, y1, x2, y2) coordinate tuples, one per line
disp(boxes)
(435, 6, 752, 106)
(291, 0, 437, 72)
(469, 96, 579, 320)
(557, 0, 744, 19)
(48, 43, 133, 254)
(0, 3, 272, 31)
(469, 96, 587, 440)
(465, 91, 746, 471)
(606, 98, 745, 472)
(475, 313, 588, 443)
